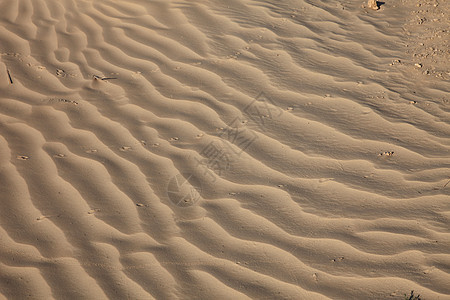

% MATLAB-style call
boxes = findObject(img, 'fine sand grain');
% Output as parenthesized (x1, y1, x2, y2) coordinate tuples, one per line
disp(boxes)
(0, 0, 449, 299)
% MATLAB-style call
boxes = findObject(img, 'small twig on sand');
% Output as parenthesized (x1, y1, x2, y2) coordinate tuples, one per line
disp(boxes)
(93, 75, 117, 81)
(443, 179, 450, 189)
(7, 69, 13, 84)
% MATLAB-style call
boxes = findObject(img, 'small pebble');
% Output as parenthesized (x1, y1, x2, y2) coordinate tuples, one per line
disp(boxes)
(379, 151, 394, 156)
(367, 0, 379, 10)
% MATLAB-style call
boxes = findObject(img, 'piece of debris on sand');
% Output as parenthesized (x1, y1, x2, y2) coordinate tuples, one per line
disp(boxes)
(368, 0, 379, 10)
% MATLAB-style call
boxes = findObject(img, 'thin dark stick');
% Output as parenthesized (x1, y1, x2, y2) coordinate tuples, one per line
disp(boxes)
(444, 179, 450, 188)
(93, 75, 117, 81)
(7, 69, 13, 84)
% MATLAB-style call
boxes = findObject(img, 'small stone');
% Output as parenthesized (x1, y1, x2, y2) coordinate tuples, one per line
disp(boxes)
(415, 63, 423, 68)
(379, 151, 394, 156)
(56, 69, 66, 77)
(331, 256, 345, 262)
(367, 0, 379, 10)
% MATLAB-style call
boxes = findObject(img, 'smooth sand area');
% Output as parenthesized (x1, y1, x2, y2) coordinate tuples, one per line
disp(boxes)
(0, 0, 449, 299)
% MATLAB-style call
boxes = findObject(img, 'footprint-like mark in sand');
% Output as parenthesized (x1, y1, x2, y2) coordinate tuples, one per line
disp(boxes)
(166, 173, 202, 207)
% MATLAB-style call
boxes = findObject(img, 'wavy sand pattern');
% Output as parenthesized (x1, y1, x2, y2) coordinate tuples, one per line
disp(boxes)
(0, 0, 449, 299)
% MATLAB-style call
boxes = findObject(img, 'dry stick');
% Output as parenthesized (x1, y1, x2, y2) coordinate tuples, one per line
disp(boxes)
(93, 75, 117, 80)
(6, 69, 13, 84)
(443, 179, 450, 189)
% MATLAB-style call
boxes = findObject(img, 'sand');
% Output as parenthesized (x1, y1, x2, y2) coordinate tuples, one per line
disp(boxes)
(0, 0, 449, 299)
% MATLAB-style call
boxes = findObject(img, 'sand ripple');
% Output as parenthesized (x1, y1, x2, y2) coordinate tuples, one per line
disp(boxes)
(0, 0, 449, 299)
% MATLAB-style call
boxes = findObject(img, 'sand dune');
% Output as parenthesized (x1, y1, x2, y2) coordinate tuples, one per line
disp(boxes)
(0, 0, 449, 299)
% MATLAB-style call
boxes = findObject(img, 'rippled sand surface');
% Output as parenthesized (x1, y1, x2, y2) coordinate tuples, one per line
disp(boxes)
(0, 0, 449, 299)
